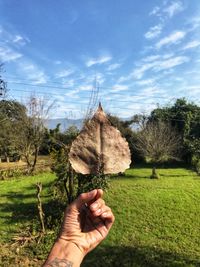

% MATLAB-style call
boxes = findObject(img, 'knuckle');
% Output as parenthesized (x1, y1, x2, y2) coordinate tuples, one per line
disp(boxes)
(101, 199, 105, 205)
(105, 206, 111, 212)
(112, 213, 115, 222)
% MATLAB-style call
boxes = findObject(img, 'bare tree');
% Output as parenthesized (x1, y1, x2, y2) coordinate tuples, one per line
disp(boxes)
(15, 95, 55, 173)
(0, 64, 7, 99)
(134, 121, 181, 178)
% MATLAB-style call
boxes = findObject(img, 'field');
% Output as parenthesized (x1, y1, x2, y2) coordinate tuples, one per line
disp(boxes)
(0, 167, 200, 266)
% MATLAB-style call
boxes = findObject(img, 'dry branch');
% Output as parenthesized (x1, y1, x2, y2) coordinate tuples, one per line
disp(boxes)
(36, 182, 45, 234)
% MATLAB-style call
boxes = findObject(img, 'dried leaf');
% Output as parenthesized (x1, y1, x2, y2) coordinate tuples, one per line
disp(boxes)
(69, 104, 131, 174)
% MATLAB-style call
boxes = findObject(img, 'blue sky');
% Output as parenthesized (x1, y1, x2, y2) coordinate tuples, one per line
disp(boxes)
(0, 0, 200, 118)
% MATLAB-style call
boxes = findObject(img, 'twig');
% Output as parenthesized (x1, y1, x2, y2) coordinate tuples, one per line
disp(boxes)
(36, 182, 45, 234)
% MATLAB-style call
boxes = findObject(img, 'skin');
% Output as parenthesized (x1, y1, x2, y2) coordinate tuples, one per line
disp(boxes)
(43, 189, 115, 267)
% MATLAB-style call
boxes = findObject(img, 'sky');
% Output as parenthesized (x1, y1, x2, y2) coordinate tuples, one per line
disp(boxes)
(0, 0, 200, 119)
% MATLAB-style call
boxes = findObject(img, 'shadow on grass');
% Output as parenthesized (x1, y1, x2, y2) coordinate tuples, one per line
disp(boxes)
(83, 245, 199, 267)
(0, 190, 65, 228)
(159, 174, 193, 178)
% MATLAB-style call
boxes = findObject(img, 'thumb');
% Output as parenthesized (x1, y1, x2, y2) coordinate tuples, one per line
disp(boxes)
(74, 189, 103, 210)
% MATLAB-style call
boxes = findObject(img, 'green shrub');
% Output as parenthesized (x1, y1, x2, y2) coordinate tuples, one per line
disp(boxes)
(0, 167, 24, 180)
(191, 155, 200, 175)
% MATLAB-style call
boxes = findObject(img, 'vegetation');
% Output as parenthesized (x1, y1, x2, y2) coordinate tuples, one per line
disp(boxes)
(0, 64, 7, 98)
(150, 98, 200, 164)
(0, 72, 200, 267)
(0, 96, 54, 174)
(0, 167, 200, 266)
(134, 121, 181, 178)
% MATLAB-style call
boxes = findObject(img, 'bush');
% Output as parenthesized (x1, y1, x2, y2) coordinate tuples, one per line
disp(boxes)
(192, 155, 200, 175)
(0, 167, 24, 180)
(77, 174, 109, 195)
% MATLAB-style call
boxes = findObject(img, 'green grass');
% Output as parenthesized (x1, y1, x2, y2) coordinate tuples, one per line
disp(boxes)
(0, 167, 200, 266)
(0, 172, 55, 242)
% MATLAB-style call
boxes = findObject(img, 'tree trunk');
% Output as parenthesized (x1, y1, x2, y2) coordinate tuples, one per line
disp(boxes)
(29, 146, 39, 174)
(151, 166, 159, 179)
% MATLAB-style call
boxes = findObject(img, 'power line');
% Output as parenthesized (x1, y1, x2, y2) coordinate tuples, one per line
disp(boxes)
(8, 80, 199, 102)
(7, 86, 181, 104)
(5, 92, 200, 124)
(8, 81, 74, 91)
(7, 88, 200, 112)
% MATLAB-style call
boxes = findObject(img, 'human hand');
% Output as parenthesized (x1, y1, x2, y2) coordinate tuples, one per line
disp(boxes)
(59, 189, 115, 255)
(43, 189, 115, 267)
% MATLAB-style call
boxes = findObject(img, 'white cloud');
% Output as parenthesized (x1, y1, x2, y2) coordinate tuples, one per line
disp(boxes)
(156, 31, 186, 49)
(12, 34, 30, 45)
(144, 24, 163, 39)
(0, 46, 22, 62)
(117, 75, 132, 83)
(132, 55, 189, 79)
(182, 40, 200, 50)
(56, 69, 74, 78)
(111, 84, 129, 92)
(149, 6, 160, 16)
(140, 86, 161, 96)
(107, 63, 121, 71)
(84, 72, 105, 84)
(164, 1, 184, 18)
(86, 55, 112, 67)
(13, 35, 23, 43)
(149, 1, 184, 19)
(78, 85, 93, 91)
(19, 62, 48, 84)
(132, 62, 155, 79)
(142, 53, 174, 62)
(153, 56, 189, 71)
(62, 79, 75, 87)
(142, 55, 161, 62)
(187, 17, 200, 31)
(136, 79, 156, 86)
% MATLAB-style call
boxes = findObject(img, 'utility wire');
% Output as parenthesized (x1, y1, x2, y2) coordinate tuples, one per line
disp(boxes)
(5, 91, 200, 124)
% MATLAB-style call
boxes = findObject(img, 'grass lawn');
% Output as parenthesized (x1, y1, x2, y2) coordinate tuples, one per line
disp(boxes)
(0, 167, 200, 266)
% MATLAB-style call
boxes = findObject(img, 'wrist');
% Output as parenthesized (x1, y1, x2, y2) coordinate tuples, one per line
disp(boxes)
(44, 238, 84, 267)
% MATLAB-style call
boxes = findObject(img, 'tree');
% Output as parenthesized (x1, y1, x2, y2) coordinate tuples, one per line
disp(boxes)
(107, 114, 142, 163)
(0, 64, 7, 98)
(15, 96, 55, 173)
(50, 125, 79, 204)
(150, 98, 200, 163)
(134, 121, 181, 178)
(0, 100, 27, 162)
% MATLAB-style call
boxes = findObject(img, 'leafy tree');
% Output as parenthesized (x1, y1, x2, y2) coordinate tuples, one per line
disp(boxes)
(150, 98, 200, 163)
(0, 100, 27, 162)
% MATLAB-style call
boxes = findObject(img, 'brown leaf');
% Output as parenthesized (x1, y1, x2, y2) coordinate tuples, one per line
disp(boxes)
(69, 104, 131, 174)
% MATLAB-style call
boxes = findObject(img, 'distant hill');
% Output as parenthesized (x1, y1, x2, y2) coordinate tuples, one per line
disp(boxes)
(46, 118, 83, 131)
(46, 116, 136, 132)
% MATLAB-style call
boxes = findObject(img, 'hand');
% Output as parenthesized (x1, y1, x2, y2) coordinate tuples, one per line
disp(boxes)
(43, 189, 115, 267)
(59, 189, 115, 256)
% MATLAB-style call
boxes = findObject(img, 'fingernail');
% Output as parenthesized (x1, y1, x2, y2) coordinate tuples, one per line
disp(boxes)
(88, 189, 96, 197)
(102, 212, 107, 217)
